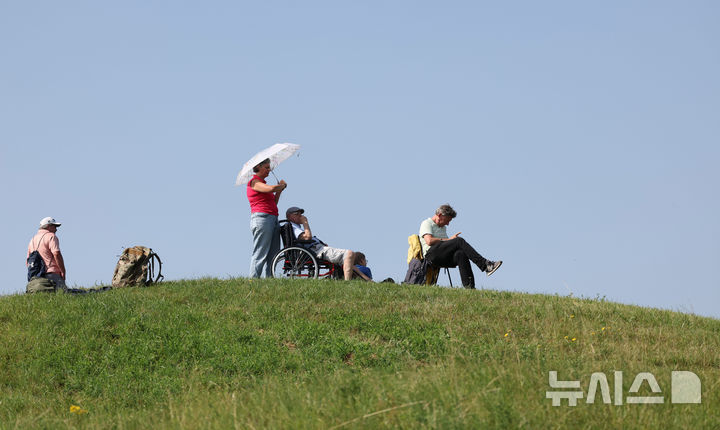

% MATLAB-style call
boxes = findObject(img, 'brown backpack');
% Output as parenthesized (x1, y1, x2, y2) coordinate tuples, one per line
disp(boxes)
(112, 246, 163, 287)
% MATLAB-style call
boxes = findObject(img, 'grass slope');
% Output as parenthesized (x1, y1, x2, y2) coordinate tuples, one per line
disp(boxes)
(0, 278, 718, 429)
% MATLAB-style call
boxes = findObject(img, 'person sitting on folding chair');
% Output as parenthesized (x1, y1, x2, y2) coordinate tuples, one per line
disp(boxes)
(419, 204, 502, 289)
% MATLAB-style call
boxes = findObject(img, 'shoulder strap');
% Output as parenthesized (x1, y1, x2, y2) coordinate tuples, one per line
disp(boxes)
(147, 251, 164, 284)
(33, 233, 49, 252)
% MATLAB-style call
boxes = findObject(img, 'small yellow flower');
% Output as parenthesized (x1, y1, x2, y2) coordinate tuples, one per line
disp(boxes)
(564, 335, 569, 339)
(504, 333, 509, 337)
(571, 338, 577, 342)
(601, 327, 606, 331)
(570, 315, 575, 319)
(70, 405, 88, 414)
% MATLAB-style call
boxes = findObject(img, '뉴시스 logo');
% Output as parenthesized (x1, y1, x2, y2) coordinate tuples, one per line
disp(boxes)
(546, 371, 701, 406)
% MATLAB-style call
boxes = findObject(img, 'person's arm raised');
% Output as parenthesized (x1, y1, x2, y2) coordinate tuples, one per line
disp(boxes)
(296, 215, 312, 241)
(273, 180, 287, 203)
(250, 179, 287, 194)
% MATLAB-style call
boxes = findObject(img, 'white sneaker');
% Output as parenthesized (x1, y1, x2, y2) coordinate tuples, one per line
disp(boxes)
(486, 260, 503, 276)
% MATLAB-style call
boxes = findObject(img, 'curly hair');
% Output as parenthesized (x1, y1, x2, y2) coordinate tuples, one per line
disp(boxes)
(435, 204, 457, 218)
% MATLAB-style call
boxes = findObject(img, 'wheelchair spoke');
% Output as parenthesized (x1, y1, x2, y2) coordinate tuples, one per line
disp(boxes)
(271, 247, 319, 279)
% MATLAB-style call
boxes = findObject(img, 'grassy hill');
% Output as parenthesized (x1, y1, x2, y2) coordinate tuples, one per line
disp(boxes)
(1, 278, 718, 429)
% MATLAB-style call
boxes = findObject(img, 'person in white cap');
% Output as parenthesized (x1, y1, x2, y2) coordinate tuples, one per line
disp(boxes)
(27, 217, 67, 290)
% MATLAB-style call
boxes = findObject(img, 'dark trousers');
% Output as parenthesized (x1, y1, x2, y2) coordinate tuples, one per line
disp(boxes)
(425, 237, 489, 289)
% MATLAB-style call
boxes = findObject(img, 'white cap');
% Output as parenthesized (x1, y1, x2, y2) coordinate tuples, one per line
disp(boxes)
(39, 217, 61, 228)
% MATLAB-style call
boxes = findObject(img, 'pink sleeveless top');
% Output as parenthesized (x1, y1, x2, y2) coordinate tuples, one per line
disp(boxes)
(247, 175, 278, 216)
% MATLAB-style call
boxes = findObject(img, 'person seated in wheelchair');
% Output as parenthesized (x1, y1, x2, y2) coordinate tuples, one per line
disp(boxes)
(286, 206, 366, 281)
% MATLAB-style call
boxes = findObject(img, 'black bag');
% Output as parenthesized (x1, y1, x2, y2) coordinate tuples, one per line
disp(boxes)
(27, 233, 48, 281)
(404, 257, 429, 284)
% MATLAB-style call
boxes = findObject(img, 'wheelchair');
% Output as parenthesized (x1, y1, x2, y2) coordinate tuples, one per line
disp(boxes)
(270, 220, 343, 279)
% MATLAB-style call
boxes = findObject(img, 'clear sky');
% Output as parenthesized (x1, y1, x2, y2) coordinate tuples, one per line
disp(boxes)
(1, 2, 718, 318)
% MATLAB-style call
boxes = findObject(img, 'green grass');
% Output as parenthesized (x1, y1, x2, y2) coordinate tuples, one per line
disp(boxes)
(1, 278, 718, 429)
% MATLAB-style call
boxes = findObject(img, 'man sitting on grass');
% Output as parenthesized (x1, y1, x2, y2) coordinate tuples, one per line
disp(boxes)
(27, 216, 67, 291)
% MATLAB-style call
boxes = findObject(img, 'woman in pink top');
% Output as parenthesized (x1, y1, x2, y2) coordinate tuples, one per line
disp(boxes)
(247, 158, 287, 277)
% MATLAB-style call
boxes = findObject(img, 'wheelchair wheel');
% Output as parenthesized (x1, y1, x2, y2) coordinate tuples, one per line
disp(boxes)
(271, 247, 319, 279)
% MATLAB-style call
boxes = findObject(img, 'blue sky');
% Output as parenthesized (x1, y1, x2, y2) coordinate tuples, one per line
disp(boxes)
(1, 2, 718, 318)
